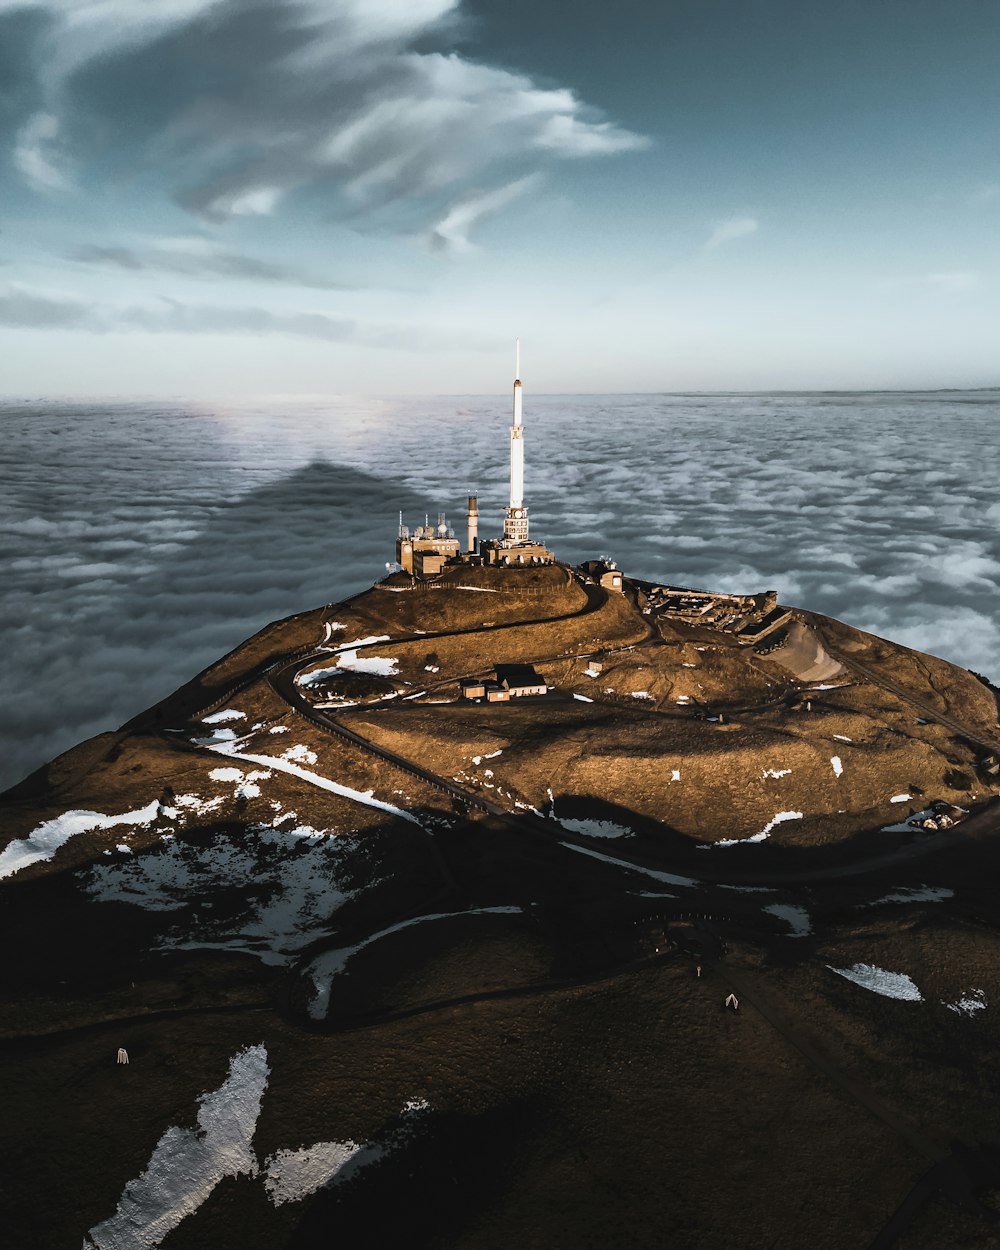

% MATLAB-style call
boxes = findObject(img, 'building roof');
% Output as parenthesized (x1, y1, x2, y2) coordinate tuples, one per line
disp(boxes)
(495, 664, 544, 686)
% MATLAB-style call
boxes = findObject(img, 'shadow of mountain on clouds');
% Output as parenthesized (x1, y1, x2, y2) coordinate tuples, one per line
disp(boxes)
(0, 460, 429, 791)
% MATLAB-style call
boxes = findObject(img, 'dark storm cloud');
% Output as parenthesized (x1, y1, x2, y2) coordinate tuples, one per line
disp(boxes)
(7, 0, 646, 247)
(71, 241, 352, 290)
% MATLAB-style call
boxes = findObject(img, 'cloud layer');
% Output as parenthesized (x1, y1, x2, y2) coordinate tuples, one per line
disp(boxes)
(1, 390, 998, 792)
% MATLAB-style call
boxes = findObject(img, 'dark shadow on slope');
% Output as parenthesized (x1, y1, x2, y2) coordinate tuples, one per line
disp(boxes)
(286, 1101, 540, 1250)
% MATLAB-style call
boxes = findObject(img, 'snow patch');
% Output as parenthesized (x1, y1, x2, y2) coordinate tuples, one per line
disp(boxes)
(331, 649, 398, 677)
(205, 742, 420, 824)
(174, 794, 225, 816)
(263, 1098, 430, 1206)
(890, 793, 912, 804)
(763, 903, 812, 937)
(833, 735, 853, 743)
(871, 885, 954, 905)
(828, 963, 923, 1001)
(201, 709, 246, 724)
(831, 755, 844, 778)
(0, 800, 162, 880)
(705, 811, 803, 848)
(573, 693, 594, 702)
(191, 727, 239, 745)
(84, 1044, 270, 1250)
(263, 1140, 365, 1206)
(307, 908, 522, 1019)
(761, 768, 791, 779)
(282, 744, 318, 766)
(559, 817, 633, 840)
(944, 988, 987, 1016)
(560, 841, 700, 888)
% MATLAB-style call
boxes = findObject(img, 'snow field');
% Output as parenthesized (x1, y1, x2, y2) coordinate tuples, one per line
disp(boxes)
(84, 818, 357, 965)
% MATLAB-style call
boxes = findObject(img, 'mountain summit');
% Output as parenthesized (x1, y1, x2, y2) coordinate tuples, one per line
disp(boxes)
(3, 561, 1000, 1250)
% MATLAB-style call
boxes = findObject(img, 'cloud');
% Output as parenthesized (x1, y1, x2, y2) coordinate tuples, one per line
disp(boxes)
(0, 284, 93, 328)
(0, 283, 477, 347)
(705, 216, 759, 250)
(8, 0, 648, 248)
(13, 111, 68, 191)
(918, 272, 979, 293)
(970, 184, 1000, 205)
(426, 174, 541, 255)
(71, 237, 352, 289)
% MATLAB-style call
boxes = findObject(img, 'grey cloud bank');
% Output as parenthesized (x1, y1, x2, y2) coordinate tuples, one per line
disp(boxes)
(1, 391, 998, 792)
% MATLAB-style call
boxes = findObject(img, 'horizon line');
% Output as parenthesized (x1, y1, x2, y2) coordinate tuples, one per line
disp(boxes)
(2, 385, 999, 403)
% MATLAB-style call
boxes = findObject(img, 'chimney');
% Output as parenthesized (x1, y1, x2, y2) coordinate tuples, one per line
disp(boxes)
(467, 495, 479, 553)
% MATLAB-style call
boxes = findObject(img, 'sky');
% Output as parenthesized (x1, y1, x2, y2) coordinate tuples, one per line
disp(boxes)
(1, 0, 998, 394)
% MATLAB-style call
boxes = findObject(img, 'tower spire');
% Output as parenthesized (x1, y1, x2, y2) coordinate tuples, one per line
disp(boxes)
(503, 337, 528, 544)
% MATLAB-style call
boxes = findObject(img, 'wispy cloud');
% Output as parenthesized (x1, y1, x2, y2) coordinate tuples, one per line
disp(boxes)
(969, 183, 1000, 205)
(13, 112, 68, 191)
(0, 284, 92, 329)
(426, 175, 542, 254)
(71, 237, 352, 290)
(7, 0, 648, 249)
(0, 284, 478, 348)
(705, 216, 759, 250)
(918, 271, 979, 292)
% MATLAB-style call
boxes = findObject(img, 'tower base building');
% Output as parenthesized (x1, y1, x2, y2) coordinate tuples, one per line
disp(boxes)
(391, 342, 553, 578)
(477, 536, 554, 566)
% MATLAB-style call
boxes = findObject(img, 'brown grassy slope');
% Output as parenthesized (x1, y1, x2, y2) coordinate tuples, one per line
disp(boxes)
(802, 610, 1000, 737)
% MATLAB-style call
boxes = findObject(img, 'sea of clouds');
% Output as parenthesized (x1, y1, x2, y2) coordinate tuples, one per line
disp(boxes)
(1, 391, 997, 792)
